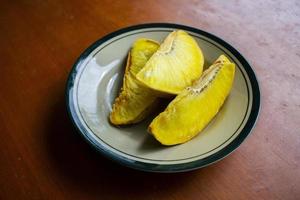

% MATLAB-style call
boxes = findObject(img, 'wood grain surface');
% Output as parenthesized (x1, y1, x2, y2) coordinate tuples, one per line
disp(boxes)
(1, 0, 299, 199)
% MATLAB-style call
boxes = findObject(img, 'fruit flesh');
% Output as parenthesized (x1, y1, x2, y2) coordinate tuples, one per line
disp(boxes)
(149, 55, 235, 145)
(136, 30, 204, 95)
(110, 39, 159, 125)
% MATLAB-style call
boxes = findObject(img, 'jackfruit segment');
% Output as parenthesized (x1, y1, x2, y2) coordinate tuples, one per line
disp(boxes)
(110, 39, 160, 125)
(136, 30, 204, 95)
(148, 55, 235, 145)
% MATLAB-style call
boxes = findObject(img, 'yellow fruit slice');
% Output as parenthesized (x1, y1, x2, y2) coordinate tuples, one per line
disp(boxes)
(149, 55, 235, 145)
(136, 30, 204, 95)
(110, 39, 159, 125)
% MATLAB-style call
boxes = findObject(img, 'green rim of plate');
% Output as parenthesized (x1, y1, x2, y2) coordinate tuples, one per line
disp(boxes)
(66, 23, 260, 173)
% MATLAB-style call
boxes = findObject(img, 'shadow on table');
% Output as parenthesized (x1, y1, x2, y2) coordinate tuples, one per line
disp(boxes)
(45, 90, 220, 198)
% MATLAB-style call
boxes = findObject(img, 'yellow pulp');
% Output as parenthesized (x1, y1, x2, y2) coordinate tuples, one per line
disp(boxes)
(136, 30, 204, 95)
(149, 55, 235, 145)
(110, 39, 159, 125)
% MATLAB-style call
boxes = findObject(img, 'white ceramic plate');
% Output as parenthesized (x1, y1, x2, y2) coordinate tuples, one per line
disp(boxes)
(66, 23, 260, 172)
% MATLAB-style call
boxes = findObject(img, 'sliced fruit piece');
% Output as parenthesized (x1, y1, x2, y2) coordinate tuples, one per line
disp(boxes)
(149, 55, 235, 145)
(110, 38, 160, 125)
(136, 30, 204, 95)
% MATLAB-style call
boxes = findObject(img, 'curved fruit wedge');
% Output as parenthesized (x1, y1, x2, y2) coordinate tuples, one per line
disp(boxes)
(149, 55, 235, 145)
(136, 30, 204, 95)
(110, 39, 159, 125)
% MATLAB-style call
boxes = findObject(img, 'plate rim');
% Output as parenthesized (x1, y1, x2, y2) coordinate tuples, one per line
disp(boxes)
(66, 23, 261, 173)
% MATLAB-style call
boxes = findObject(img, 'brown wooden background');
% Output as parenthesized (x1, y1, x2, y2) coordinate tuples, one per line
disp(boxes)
(1, 0, 300, 199)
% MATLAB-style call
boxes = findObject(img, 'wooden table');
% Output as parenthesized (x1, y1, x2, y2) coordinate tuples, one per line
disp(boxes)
(1, 0, 299, 199)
